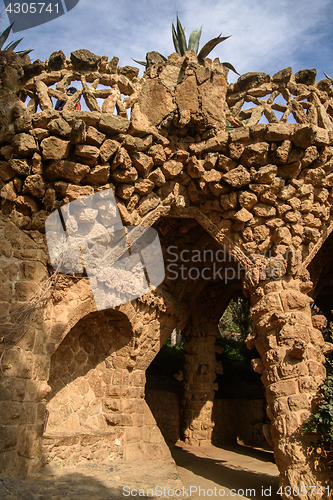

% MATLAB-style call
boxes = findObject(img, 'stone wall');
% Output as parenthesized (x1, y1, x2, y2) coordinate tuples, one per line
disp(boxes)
(1, 61, 333, 274)
(146, 389, 267, 449)
(212, 399, 266, 448)
(0, 217, 51, 477)
(0, 212, 187, 475)
(1, 48, 333, 495)
(145, 389, 181, 443)
(43, 307, 176, 465)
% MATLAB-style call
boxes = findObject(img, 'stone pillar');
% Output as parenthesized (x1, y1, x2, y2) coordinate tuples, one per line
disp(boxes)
(249, 276, 327, 496)
(181, 322, 220, 446)
(0, 217, 51, 477)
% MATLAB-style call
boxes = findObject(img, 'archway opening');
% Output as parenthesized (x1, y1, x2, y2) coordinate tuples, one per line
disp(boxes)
(212, 294, 268, 450)
(145, 215, 270, 452)
(44, 308, 134, 466)
(145, 328, 184, 446)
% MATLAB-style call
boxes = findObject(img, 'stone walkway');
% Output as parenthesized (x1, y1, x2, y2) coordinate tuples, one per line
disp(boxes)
(0, 474, 37, 500)
(172, 442, 280, 500)
(20, 443, 279, 500)
(23, 460, 182, 500)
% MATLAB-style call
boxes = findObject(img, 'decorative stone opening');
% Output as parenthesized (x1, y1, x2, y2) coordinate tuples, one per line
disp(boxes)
(38, 277, 184, 469)
(145, 292, 268, 451)
(146, 217, 263, 449)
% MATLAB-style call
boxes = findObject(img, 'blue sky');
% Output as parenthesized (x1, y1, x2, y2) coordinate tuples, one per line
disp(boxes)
(1, 0, 333, 84)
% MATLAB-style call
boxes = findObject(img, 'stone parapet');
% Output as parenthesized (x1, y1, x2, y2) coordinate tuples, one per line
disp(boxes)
(1, 57, 333, 279)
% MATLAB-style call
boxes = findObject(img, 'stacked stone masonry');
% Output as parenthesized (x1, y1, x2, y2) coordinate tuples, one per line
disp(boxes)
(0, 48, 333, 498)
(146, 389, 267, 448)
(145, 390, 181, 444)
(181, 322, 220, 447)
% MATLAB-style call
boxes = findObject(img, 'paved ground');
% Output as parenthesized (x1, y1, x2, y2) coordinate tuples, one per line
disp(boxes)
(23, 460, 182, 500)
(171, 442, 280, 500)
(21, 442, 280, 500)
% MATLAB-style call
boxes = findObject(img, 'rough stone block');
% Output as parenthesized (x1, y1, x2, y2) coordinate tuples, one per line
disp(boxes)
(12, 134, 38, 157)
(40, 136, 70, 160)
(288, 394, 310, 412)
(267, 379, 298, 398)
(105, 413, 133, 426)
(279, 291, 309, 312)
(298, 376, 320, 393)
(16, 425, 43, 459)
(0, 425, 19, 451)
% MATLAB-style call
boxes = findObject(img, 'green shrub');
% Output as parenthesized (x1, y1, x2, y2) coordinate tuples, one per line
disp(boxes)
(219, 298, 254, 339)
(214, 335, 264, 399)
(302, 324, 333, 476)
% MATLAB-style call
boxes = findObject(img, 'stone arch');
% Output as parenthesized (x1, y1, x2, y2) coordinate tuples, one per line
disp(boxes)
(43, 278, 96, 358)
(148, 215, 247, 445)
(44, 307, 140, 465)
(42, 285, 190, 467)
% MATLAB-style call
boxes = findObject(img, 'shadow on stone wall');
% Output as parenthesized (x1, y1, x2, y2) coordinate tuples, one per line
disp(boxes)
(146, 387, 268, 449)
(212, 398, 267, 448)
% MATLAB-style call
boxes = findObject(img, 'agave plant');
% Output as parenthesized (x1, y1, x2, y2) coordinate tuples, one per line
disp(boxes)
(0, 22, 32, 57)
(133, 15, 238, 75)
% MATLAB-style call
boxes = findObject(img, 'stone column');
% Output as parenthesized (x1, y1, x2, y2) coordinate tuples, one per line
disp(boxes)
(0, 217, 51, 477)
(181, 322, 220, 446)
(249, 275, 327, 496)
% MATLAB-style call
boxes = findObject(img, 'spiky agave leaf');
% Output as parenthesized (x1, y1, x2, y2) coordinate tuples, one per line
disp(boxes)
(158, 53, 168, 61)
(197, 34, 230, 60)
(4, 38, 23, 51)
(176, 15, 187, 55)
(323, 70, 333, 83)
(132, 53, 167, 68)
(0, 22, 32, 57)
(188, 26, 202, 53)
(132, 58, 147, 67)
(0, 23, 14, 49)
(222, 61, 239, 75)
(133, 15, 237, 75)
(172, 20, 181, 55)
(15, 49, 33, 57)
